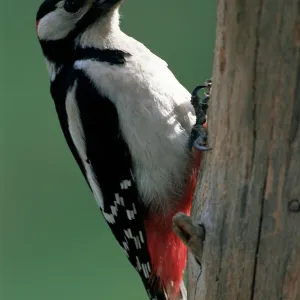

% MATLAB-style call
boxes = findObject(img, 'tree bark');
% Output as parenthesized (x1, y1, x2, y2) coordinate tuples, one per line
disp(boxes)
(187, 0, 300, 299)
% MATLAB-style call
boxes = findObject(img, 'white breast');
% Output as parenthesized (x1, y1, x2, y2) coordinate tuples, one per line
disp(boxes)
(74, 52, 195, 214)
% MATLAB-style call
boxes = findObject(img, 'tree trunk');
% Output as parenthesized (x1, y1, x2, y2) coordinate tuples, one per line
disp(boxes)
(187, 0, 300, 299)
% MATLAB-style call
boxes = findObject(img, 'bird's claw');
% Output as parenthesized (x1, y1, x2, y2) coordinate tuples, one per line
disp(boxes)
(191, 79, 212, 118)
(189, 79, 212, 151)
(191, 123, 210, 151)
(191, 80, 211, 97)
(193, 142, 212, 152)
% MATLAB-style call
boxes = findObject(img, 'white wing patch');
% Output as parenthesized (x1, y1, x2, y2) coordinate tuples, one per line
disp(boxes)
(65, 82, 104, 210)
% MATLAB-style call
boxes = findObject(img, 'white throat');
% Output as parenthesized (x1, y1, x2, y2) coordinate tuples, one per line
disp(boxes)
(77, 8, 121, 49)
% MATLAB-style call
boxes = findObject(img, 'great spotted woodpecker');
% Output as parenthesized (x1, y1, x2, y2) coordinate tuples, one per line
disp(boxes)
(36, 0, 210, 299)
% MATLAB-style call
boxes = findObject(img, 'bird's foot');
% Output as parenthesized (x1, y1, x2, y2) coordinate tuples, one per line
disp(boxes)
(189, 79, 212, 151)
(173, 213, 205, 266)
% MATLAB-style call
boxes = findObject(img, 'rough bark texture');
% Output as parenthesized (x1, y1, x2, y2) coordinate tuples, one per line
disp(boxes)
(187, 0, 300, 299)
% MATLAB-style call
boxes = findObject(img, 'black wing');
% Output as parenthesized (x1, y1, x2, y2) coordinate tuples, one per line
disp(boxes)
(51, 64, 166, 300)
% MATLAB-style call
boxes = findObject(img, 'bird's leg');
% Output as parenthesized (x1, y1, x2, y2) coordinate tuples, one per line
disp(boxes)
(188, 79, 212, 151)
(174, 81, 211, 267)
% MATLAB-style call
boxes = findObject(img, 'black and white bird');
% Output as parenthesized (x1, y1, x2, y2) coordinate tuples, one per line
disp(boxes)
(36, 0, 209, 299)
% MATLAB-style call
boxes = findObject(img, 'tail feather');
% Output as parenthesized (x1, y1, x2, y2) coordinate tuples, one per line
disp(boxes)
(163, 281, 187, 300)
(179, 282, 187, 300)
(145, 151, 202, 299)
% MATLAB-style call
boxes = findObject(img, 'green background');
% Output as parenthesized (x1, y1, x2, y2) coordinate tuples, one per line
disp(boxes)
(0, 1, 216, 299)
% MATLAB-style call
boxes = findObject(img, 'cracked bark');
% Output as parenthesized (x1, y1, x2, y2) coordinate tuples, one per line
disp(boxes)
(187, 1, 300, 299)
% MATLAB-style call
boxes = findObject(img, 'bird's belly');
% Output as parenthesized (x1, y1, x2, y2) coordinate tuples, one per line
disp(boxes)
(122, 117, 191, 213)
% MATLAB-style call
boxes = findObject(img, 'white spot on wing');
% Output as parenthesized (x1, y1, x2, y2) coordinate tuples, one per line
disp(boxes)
(127, 229, 132, 238)
(103, 212, 115, 224)
(126, 210, 132, 220)
(121, 247, 129, 257)
(120, 179, 132, 190)
(135, 236, 141, 249)
(133, 236, 139, 249)
(114, 194, 125, 206)
(147, 262, 151, 272)
(122, 241, 129, 251)
(139, 231, 145, 243)
(132, 203, 137, 214)
(142, 263, 149, 278)
(110, 205, 118, 216)
(115, 193, 120, 204)
(136, 256, 142, 271)
(126, 209, 135, 220)
(124, 229, 133, 239)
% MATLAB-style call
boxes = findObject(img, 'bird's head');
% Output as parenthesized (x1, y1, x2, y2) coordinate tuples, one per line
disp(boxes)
(36, 0, 122, 42)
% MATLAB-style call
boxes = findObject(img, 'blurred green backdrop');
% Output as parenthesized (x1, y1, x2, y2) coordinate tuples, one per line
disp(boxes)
(0, 1, 216, 299)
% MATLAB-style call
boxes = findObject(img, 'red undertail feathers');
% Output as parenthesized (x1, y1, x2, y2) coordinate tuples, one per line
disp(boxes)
(145, 149, 203, 299)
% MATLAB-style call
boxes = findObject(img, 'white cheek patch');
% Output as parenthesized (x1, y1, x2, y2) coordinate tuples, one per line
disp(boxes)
(37, 2, 90, 41)
(38, 9, 77, 41)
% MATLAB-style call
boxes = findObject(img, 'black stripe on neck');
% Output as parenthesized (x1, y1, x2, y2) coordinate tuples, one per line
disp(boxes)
(40, 38, 131, 66)
(74, 47, 131, 64)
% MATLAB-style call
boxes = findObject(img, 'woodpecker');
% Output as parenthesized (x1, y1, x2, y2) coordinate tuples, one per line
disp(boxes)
(36, 1, 210, 299)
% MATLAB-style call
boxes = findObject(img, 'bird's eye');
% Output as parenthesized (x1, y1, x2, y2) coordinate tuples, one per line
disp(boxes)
(64, 0, 84, 13)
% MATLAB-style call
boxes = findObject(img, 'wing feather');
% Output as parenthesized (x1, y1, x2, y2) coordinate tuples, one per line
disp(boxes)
(61, 69, 166, 300)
